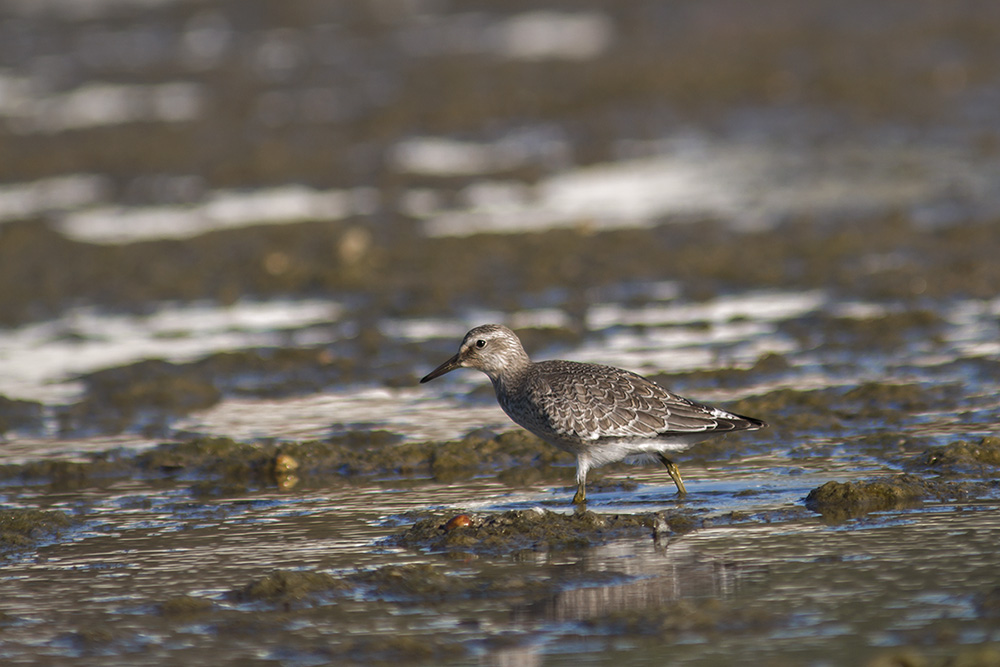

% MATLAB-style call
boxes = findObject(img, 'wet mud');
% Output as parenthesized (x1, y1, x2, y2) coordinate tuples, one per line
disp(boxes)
(805, 437, 1000, 520)
(0, 396, 43, 435)
(2, 288, 983, 444)
(9, 419, 987, 503)
(912, 437, 1000, 473)
(805, 475, 999, 522)
(390, 508, 669, 556)
(0, 508, 72, 555)
(2, 0, 1000, 664)
(5, 213, 1000, 331)
(0, 431, 570, 495)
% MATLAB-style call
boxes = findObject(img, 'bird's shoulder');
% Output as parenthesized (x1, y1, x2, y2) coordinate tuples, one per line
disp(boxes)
(526, 360, 669, 399)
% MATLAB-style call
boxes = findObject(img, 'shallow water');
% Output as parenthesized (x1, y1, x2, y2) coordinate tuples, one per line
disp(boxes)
(3, 465, 998, 665)
(2, 0, 1000, 665)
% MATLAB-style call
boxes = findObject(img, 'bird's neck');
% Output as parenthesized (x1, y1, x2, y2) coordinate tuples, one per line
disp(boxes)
(490, 354, 531, 394)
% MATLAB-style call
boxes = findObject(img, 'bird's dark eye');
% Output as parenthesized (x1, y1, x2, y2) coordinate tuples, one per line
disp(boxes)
(475, 339, 487, 348)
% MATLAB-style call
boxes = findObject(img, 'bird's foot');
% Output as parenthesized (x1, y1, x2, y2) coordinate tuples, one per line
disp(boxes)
(658, 455, 688, 496)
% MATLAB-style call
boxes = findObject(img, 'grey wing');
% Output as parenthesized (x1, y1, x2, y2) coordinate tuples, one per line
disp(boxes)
(535, 362, 757, 441)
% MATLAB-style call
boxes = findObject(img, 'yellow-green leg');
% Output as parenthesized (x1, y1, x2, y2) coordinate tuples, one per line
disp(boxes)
(572, 455, 590, 504)
(657, 453, 687, 496)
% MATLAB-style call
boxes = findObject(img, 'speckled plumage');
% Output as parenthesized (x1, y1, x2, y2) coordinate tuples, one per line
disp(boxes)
(421, 324, 766, 504)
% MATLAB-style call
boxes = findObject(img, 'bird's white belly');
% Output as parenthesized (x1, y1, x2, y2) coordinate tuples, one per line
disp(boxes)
(584, 438, 693, 467)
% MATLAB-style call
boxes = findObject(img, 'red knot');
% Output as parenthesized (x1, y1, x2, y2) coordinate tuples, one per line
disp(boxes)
(421, 324, 766, 504)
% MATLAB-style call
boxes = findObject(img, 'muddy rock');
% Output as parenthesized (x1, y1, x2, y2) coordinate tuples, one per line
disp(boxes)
(236, 569, 348, 605)
(804, 474, 998, 521)
(0, 431, 574, 494)
(61, 359, 222, 436)
(159, 595, 215, 617)
(389, 508, 693, 556)
(866, 646, 1000, 667)
(728, 387, 844, 438)
(0, 508, 73, 555)
(729, 382, 960, 442)
(806, 476, 932, 520)
(55, 347, 361, 438)
(351, 563, 459, 599)
(653, 352, 791, 391)
(910, 437, 1000, 474)
(781, 309, 945, 351)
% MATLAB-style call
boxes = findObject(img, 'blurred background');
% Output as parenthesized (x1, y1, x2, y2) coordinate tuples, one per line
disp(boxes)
(1, 0, 999, 451)
(3, 0, 1000, 455)
(3, 3, 1000, 666)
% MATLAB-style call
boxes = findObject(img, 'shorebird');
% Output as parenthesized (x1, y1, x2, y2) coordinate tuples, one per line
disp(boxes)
(420, 324, 766, 504)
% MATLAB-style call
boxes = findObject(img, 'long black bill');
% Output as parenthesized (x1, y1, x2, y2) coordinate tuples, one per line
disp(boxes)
(420, 353, 462, 383)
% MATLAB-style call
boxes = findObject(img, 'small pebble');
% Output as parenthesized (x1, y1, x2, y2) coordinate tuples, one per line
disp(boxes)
(443, 514, 473, 531)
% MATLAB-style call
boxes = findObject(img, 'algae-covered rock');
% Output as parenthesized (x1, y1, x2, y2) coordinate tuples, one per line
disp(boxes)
(784, 310, 945, 352)
(866, 646, 1000, 667)
(725, 381, 964, 448)
(0, 429, 575, 496)
(728, 387, 844, 436)
(804, 474, 999, 522)
(805, 475, 936, 521)
(236, 569, 347, 605)
(138, 436, 263, 472)
(2, 456, 129, 491)
(67, 626, 116, 648)
(348, 560, 627, 603)
(54, 347, 360, 438)
(159, 595, 214, 617)
(911, 437, 1000, 473)
(0, 508, 72, 554)
(352, 563, 456, 598)
(652, 352, 791, 391)
(138, 436, 275, 495)
(389, 508, 691, 556)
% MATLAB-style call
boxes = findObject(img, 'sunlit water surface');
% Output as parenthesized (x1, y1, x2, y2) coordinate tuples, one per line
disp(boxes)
(2, 0, 1000, 664)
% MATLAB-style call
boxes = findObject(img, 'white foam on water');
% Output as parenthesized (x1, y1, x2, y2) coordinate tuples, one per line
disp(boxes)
(378, 318, 475, 342)
(392, 138, 511, 177)
(395, 10, 614, 62)
(179, 10, 234, 69)
(942, 297, 1000, 358)
(0, 299, 342, 404)
(56, 185, 377, 243)
(0, 434, 161, 465)
(391, 129, 568, 177)
(492, 11, 615, 61)
(418, 139, 990, 237)
(568, 321, 797, 375)
(7, 289, 999, 457)
(379, 308, 574, 343)
(508, 308, 574, 330)
(421, 153, 732, 236)
(830, 301, 894, 320)
(4, 0, 179, 20)
(587, 290, 825, 330)
(4, 81, 204, 133)
(0, 174, 111, 223)
(175, 387, 510, 444)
